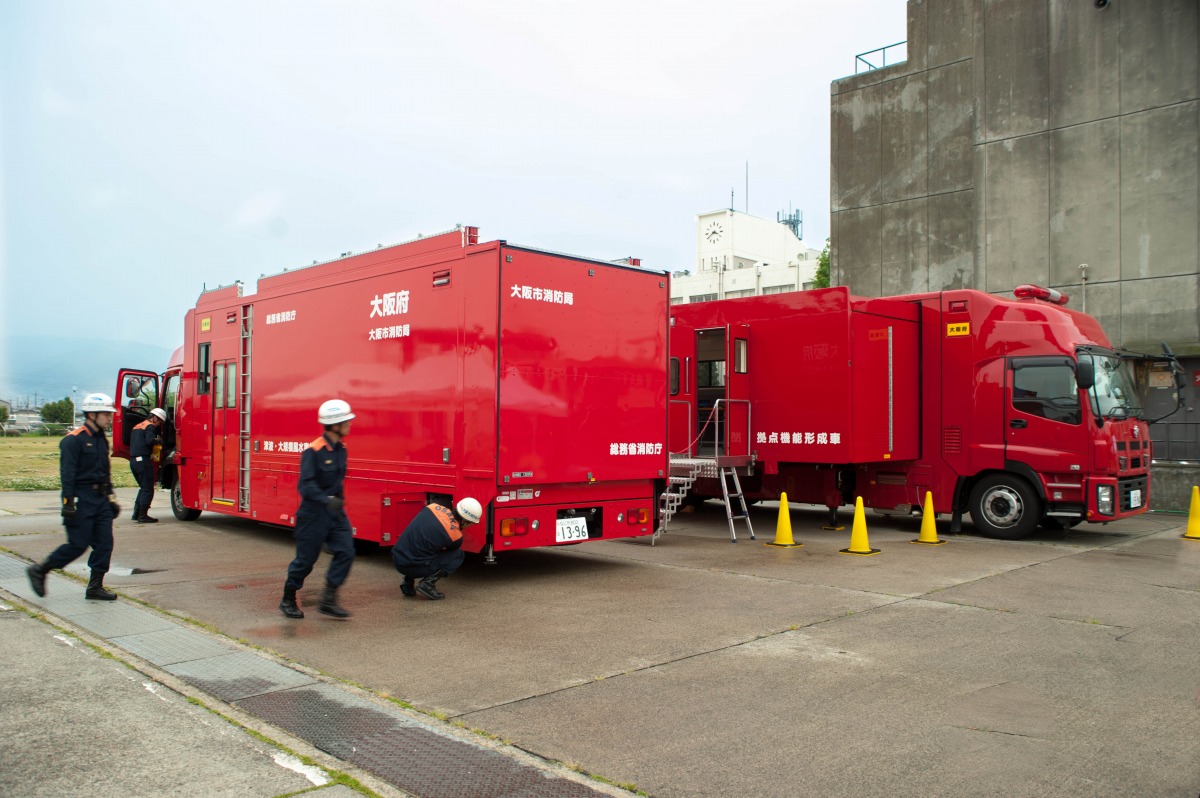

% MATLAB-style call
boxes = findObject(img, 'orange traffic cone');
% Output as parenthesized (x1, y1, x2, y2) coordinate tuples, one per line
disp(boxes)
(765, 492, 803, 548)
(912, 491, 946, 545)
(840, 497, 879, 556)
(1183, 486, 1200, 540)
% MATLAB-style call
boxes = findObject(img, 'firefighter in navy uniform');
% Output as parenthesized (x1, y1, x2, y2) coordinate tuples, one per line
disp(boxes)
(279, 399, 356, 620)
(129, 407, 166, 523)
(391, 497, 482, 600)
(26, 393, 123, 601)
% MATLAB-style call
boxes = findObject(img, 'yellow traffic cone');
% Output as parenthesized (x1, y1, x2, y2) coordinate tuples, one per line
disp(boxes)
(1183, 486, 1200, 540)
(840, 497, 879, 556)
(912, 491, 946, 545)
(765, 492, 803, 548)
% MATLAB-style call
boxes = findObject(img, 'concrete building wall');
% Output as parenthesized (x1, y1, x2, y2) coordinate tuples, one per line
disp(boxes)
(831, 0, 1200, 508)
(831, 0, 1199, 355)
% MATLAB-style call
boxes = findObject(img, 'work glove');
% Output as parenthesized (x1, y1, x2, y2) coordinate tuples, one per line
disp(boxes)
(108, 495, 122, 517)
(62, 498, 77, 521)
(326, 496, 345, 515)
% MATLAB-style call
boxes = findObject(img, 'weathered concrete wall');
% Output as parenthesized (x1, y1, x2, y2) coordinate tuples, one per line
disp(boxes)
(830, 0, 1200, 357)
(1150, 463, 1200, 514)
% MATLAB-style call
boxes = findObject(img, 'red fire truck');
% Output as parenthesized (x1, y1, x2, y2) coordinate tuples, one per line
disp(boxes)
(667, 284, 1181, 539)
(112, 227, 669, 559)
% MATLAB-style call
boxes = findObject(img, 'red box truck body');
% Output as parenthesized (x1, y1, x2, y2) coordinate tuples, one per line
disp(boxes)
(113, 228, 669, 557)
(669, 285, 1155, 538)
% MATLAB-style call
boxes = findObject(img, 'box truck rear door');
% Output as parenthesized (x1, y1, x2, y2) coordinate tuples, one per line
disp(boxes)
(498, 252, 668, 486)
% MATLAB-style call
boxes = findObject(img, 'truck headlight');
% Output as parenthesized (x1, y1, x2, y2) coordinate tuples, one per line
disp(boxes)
(1097, 485, 1114, 515)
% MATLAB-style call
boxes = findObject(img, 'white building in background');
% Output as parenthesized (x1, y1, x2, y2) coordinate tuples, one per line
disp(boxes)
(670, 209, 821, 304)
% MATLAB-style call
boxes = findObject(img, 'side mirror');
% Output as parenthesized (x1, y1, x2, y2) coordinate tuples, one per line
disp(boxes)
(125, 379, 140, 399)
(1175, 370, 1187, 391)
(1075, 357, 1095, 390)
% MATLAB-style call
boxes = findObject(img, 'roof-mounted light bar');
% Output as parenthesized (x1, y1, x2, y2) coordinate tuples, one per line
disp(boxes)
(1013, 284, 1069, 306)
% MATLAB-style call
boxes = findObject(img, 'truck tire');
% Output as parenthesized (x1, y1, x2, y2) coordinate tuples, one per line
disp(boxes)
(968, 474, 1040, 540)
(170, 475, 201, 522)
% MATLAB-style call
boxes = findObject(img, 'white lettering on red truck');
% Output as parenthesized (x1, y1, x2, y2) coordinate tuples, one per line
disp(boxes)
(510, 285, 573, 305)
(757, 431, 841, 445)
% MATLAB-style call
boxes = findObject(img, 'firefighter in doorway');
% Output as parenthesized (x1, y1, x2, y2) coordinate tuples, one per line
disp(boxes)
(26, 393, 123, 601)
(391, 497, 482, 600)
(279, 399, 356, 620)
(130, 407, 166, 522)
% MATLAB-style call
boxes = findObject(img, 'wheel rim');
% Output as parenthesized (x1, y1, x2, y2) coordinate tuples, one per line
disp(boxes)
(982, 486, 1024, 528)
(171, 479, 182, 511)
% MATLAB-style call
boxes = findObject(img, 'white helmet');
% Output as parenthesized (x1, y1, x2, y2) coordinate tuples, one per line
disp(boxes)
(455, 497, 483, 525)
(80, 393, 116, 413)
(317, 399, 355, 426)
(149, 408, 168, 422)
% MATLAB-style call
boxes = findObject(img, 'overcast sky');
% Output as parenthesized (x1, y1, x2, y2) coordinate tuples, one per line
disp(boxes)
(0, 0, 907, 396)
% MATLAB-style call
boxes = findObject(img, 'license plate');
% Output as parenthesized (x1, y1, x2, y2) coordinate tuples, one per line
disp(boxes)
(555, 517, 589, 543)
(1129, 489, 1142, 508)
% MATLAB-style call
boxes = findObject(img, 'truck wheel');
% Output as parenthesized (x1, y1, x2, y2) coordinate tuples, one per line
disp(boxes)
(170, 476, 201, 522)
(968, 474, 1040, 540)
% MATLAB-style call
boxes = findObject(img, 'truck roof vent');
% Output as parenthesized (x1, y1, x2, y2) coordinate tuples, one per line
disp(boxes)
(943, 426, 963, 454)
(433, 269, 451, 288)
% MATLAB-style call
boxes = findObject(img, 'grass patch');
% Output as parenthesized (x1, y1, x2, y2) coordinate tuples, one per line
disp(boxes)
(0, 437, 137, 491)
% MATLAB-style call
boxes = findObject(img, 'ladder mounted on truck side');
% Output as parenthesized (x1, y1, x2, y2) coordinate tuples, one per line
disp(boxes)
(238, 305, 253, 512)
(656, 455, 755, 544)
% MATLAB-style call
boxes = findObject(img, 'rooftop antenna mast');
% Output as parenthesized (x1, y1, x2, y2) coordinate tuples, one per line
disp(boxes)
(777, 207, 803, 239)
(745, 161, 749, 214)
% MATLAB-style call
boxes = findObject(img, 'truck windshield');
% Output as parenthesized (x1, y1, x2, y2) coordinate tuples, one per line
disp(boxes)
(1085, 352, 1144, 420)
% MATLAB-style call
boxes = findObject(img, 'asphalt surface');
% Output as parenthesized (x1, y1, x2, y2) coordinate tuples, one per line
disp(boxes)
(2, 487, 1199, 797)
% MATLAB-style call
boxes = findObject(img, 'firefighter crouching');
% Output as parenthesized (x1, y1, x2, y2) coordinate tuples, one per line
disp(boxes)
(130, 407, 166, 523)
(26, 393, 123, 601)
(392, 497, 482, 600)
(279, 399, 356, 620)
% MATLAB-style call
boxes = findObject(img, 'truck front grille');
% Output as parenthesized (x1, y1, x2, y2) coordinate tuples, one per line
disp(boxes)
(1118, 476, 1147, 512)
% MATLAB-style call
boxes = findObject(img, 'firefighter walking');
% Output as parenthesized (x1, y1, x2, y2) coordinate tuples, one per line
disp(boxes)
(130, 407, 166, 523)
(279, 399, 356, 620)
(26, 393, 123, 601)
(392, 497, 482, 600)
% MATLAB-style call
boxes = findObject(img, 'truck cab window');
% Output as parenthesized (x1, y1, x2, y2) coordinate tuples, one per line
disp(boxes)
(670, 358, 680, 396)
(1012, 364, 1080, 424)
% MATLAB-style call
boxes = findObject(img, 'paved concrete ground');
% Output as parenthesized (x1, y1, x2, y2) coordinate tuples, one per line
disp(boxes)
(0, 597, 347, 798)
(3, 489, 1199, 797)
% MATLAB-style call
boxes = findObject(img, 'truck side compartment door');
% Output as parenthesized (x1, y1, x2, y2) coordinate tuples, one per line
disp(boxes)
(113, 369, 161, 460)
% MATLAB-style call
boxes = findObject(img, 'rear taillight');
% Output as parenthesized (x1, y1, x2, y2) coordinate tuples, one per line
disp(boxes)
(500, 518, 529, 537)
(627, 507, 649, 525)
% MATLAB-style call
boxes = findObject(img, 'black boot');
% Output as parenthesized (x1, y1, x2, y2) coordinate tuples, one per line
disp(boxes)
(415, 570, 448, 601)
(318, 584, 351, 618)
(85, 572, 117, 601)
(136, 512, 159, 524)
(400, 576, 416, 597)
(279, 587, 304, 619)
(27, 563, 47, 598)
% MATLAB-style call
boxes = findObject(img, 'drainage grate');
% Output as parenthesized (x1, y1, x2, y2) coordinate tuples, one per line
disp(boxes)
(342, 726, 608, 798)
(237, 684, 417, 758)
(165, 652, 316, 701)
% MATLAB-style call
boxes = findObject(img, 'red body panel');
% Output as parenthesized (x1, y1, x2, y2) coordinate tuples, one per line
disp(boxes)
(670, 287, 1151, 525)
(126, 229, 668, 555)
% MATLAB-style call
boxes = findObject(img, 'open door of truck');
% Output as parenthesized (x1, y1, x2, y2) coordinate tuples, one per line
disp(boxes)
(669, 319, 697, 456)
(723, 323, 751, 460)
(113, 368, 161, 460)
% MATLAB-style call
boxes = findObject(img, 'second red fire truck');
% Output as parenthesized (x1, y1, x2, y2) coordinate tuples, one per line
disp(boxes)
(666, 284, 1181, 539)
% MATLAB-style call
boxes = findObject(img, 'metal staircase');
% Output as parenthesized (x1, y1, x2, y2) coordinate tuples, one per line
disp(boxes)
(655, 456, 755, 544)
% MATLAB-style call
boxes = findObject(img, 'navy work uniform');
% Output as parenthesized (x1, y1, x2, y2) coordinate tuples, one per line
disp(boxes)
(284, 434, 355, 598)
(392, 503, 466, 583)
(129, 418, 160, 521)
(39, 424, 117, 592)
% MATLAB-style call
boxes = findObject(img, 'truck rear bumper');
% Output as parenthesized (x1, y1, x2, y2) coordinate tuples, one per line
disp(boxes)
(485, 496, 657, 554)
